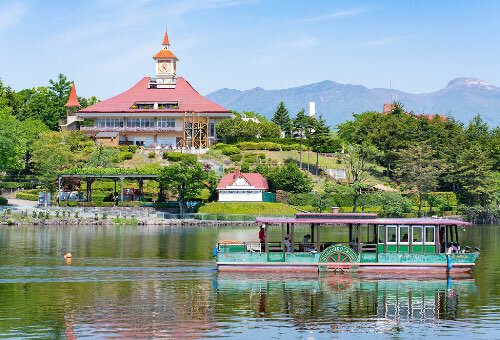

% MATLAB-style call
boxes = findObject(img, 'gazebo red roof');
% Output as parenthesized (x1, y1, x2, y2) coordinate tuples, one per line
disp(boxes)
(217, 171, 269, 190)
(65, 83, 80, 107)
(78, 77, 231, 114)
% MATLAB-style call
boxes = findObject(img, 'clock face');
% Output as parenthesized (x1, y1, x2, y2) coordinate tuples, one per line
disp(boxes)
(158, 61, 172, 74)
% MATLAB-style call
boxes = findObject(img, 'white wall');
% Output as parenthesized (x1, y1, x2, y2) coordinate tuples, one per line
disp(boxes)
(218, 190, 263, 202)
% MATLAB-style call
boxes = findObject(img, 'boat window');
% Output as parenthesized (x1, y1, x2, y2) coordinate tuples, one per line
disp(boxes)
(425, 226, 435, 244)
(387, 225, 397, 243)
(378, 225, 385, 244)
(412, 226, 423, 243)
(399, 225, 409, 243)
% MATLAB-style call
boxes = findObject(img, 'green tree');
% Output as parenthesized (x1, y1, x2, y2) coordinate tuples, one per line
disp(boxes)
(158, 158, 209, 216)
(310, 114, 331, 175)
(342, 143, 379, 212)
(259, 121, 281, 138)
(455, 144, 494, 206)
(31, 131, 94, 191)
(375, 192, 413, 217)
(271, 101, 292, 137)
(267, 162, 313, 193)
(395, 143, 444, 217)
(0, 112, 24, 172)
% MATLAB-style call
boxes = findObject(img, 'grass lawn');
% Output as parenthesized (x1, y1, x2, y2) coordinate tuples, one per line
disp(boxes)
(198, 202, 298, 215)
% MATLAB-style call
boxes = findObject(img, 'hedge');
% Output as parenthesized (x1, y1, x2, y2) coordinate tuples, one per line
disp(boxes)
(162, 152, 197, 162)
(16, 192, 39, 201)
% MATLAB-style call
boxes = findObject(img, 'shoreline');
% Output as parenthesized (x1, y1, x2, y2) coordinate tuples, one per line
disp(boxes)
(0, 217, 258, 227)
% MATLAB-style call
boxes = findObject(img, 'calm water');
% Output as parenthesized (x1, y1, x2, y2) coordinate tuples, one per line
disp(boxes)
(0, 224, 498, 338)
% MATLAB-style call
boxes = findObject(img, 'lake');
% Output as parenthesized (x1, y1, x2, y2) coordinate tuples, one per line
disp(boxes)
(0, 224, 498, 338)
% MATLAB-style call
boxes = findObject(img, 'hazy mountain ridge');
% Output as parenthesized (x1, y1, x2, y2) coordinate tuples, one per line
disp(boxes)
(206, 78, 500, 126)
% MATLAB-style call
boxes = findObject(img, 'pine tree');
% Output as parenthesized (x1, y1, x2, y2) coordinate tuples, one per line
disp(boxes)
(271, 101, 292, 137)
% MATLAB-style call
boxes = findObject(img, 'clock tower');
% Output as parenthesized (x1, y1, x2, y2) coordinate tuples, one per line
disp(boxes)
(152, 30, 178, 89)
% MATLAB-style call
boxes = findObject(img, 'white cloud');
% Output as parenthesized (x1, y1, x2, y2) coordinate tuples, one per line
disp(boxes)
(302, 8, 368, 23)
(0, 2, 27, 30)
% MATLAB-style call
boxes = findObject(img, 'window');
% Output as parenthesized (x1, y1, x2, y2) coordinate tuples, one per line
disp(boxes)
(387, 226, 397, 243)
(399, 225, 409, 243)
(412, 226, 423, 243)
(127, 119, 154, 128)
(96, 118, 123, 128)
(157, 102, 179, 109)
(425, 226, 435, 244)
(131, 103, 154, 109)
(210, 122, 215, 137)
(157, 119, 176, 128)
(378, 225, 385, 244)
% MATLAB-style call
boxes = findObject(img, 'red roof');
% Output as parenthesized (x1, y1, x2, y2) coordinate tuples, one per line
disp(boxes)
(217, 171, 269, 190)
(65, 83, 80, 107)
(153, 49, 178, 60)
(78, 77, 231, 114)
(256, 216, 471, 226)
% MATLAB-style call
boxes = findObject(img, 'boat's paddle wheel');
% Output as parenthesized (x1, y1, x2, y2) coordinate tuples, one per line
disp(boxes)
(319, 245, 358, 273)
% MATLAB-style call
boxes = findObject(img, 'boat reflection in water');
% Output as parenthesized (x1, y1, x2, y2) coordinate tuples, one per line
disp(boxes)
(214, 273, 477, 333)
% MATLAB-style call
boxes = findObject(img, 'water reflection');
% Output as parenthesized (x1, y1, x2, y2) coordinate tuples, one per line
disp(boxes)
(214, 273, 478, 334)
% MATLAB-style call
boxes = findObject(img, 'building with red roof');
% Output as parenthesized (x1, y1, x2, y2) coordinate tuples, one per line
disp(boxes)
(63, 31, 232, 148)
(217, 169, 270, 202)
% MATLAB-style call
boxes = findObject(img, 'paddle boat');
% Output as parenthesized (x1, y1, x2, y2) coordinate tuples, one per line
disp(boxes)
(213, 211, 479, 274)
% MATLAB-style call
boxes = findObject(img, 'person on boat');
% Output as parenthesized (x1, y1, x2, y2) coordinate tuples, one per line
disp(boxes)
(259, 225, 266, 251)
(390, 234, 396, 242)
(301, 234, 313, 251)
(283, 235, 292, 252)
(401, 233, 409, 242)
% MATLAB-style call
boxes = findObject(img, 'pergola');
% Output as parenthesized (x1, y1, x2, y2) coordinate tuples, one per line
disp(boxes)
(57, 174, 160, 203)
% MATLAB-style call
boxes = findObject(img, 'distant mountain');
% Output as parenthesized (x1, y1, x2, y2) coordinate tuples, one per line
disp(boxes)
(206, 77, 500, 127)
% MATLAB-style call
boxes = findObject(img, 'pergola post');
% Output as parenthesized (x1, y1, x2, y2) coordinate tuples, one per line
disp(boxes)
(138, 178, 144, 201)
(86, 178, 95, 202)
(120, 177, 125, 204)
(57, 176, 62, 205)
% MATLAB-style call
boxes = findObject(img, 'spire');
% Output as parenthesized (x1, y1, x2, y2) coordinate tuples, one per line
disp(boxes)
(65, 82, 80, 107)
(162, 29, 170, 47)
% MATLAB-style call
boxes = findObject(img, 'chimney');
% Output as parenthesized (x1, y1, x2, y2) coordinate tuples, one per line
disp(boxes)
(309, 101, 315, 117)
(383, 103, 393, 114)
(233, 168, 240, 179)
(331, 207, 339, 214)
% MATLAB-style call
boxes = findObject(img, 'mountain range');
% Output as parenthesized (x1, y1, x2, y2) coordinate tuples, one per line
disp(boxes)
(206, 77, 499, 127)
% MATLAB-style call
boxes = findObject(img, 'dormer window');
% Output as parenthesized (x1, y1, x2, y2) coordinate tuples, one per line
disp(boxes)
(130, 102, 178, 109)
(130, 102, 154, 109)
(157, 102, 179, 109)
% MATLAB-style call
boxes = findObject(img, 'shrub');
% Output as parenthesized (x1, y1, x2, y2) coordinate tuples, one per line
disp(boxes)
(242, 153, 258, 163)
(0, 196, 7, 205)
(118, 151, 134, 161)
(221, 146, 240, 156)
(128, 145, 138, 153)
(148, 151, 156, 159)
(229, 154, 242, 162)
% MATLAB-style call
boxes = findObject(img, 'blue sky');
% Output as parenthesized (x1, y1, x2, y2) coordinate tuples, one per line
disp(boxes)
(1, 0, 499, 100)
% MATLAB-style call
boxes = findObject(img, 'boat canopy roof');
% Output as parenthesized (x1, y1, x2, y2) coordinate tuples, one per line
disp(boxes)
(256, 216, 472, 226)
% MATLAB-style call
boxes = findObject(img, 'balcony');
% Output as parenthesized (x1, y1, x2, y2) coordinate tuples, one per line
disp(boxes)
(81, 126, 180, 133)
